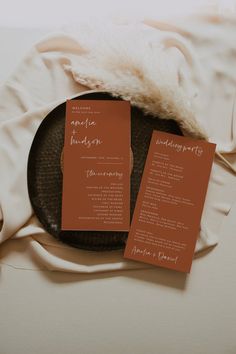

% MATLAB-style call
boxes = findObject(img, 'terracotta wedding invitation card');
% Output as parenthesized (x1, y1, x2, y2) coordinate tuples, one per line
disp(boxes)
(61, 99, 131, 231)
(124, 131, 216, 273)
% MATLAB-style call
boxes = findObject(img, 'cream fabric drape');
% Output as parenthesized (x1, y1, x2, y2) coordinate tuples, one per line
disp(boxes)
(0, 14, 236, 273)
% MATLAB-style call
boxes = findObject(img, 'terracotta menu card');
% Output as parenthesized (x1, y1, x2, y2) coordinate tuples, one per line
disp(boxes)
(124, 131, 216, 273)
(61, 99, 130, 231)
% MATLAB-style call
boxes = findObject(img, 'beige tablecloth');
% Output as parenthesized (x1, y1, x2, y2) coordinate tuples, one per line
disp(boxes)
(0, 13, 236, 273)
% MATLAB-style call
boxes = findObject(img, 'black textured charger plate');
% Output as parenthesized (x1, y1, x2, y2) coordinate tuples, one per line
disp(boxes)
(27, 91, 182, 251)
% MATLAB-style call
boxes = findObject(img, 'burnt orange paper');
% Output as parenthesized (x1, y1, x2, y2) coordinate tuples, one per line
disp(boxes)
(61, 99, 130, 231)
(124, 131, 216, 273)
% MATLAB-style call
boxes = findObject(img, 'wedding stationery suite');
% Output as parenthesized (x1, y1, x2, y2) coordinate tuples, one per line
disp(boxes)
(124, 131, 216, 273)
(61, 99, 131, 231)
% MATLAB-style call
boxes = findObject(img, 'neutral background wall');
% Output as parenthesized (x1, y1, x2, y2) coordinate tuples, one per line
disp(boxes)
(0, 0, 236, 29)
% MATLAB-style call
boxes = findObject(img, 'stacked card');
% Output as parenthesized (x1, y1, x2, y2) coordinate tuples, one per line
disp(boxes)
(62, 99, 216, 273)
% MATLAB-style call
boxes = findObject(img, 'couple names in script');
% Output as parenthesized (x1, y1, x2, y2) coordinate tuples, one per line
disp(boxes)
(69, 118, 102, 148)
(69, 117, 123, 181)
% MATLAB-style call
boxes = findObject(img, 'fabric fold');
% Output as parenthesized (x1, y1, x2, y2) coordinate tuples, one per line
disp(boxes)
(1, 14, 236, 273)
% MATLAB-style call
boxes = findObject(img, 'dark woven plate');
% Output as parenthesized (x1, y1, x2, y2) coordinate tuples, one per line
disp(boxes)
(27, 91, 182, 251)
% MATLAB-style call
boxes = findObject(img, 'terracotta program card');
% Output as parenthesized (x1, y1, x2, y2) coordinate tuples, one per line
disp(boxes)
(61, 99, 130, 231)
(124, 131, 216, 273)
